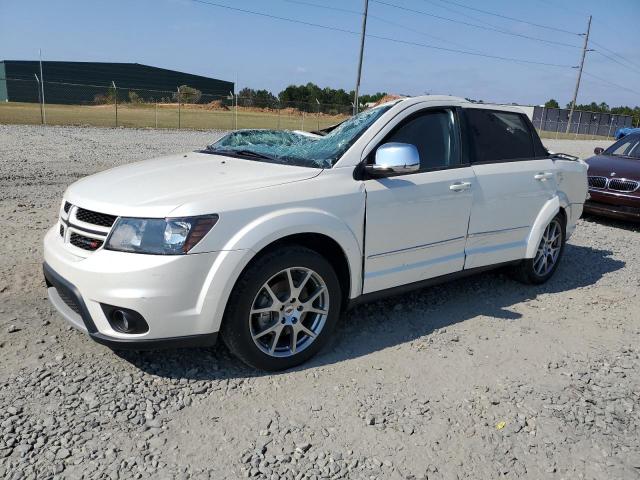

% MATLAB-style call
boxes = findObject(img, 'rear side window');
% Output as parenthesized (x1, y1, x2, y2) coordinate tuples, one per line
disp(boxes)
(466, 109, 534, 162)
(383, 109, 459, 170)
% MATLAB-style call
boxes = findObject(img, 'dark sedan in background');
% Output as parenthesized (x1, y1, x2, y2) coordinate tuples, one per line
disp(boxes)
(584, 132, 640, 222)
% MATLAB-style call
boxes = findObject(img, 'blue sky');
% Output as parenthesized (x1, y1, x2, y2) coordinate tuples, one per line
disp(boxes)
(1, 0, 639, 107)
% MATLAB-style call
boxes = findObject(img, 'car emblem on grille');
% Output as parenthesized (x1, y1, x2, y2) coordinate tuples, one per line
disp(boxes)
(611, 172, 617, 177)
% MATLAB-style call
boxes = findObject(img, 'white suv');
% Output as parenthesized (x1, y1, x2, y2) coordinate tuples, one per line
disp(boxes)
(43, 96, 588, 370)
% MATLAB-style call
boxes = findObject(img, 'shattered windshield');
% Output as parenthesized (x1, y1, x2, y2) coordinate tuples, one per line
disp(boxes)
(205, 104, 393, 168)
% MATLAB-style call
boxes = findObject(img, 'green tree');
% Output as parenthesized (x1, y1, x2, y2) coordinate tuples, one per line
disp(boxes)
(544, 99, 559, 109)
(174, 85, 202, 104)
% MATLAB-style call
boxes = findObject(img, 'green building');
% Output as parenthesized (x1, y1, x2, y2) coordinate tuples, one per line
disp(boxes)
(0, 60, 234, 104)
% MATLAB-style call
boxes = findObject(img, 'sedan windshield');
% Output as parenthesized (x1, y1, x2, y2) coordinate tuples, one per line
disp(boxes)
(205, 103, 394, 168)
(605, 134, 640, 159)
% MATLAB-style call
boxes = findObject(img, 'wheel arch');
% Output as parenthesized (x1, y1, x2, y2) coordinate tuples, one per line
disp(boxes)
(525, 196, 568, 258)
(197, 209, 363, 333)
(246, 232, 353, 309)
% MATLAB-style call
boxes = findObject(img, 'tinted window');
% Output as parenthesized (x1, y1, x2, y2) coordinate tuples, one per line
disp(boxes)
(466, 109, 534, 162)
(382, 110, 459, 170)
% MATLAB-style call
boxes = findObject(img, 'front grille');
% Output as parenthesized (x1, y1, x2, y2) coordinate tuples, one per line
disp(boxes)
(56, 286, 82, 315)
(608, 179, 639, 193)
(75, 208, 117, 228)
(588, 176, 607, 189)
(63, 201, 72, 213)
(59, 224, 64, 237)
(70, 232, 104, 251)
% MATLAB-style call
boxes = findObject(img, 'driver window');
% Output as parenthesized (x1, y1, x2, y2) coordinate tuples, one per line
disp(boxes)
(382, 109, 459, 170)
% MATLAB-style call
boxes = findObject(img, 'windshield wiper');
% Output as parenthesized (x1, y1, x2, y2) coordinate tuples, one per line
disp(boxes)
(203, 147, 275, 161)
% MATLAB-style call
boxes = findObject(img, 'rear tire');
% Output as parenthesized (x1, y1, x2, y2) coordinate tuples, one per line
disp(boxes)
(513, 213, 565, 285)
(221, 246, 341, 371)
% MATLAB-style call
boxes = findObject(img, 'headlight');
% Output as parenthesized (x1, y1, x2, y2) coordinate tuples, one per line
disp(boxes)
(105, 215, 218, 255)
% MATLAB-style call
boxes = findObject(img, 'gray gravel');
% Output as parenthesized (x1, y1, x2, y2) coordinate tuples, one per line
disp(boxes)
(0, 125, 639, 480)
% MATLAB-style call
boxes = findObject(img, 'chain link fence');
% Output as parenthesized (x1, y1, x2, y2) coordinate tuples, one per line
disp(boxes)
(0, 77, 352, 131)
(532, 106, 634, 140)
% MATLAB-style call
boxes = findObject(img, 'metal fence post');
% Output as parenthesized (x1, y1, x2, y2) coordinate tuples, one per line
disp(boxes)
(177, 87, 181, 129)
(38, 50, 47, 125)
(155, 103, 158, 128)
(277, 100, 281, 130)
(607, 116, 614, 139)
(34, 74, 44, 125)
(575, 111, 582, 139)
(539, 106, 544, 133)
(112, 81, 118, 127)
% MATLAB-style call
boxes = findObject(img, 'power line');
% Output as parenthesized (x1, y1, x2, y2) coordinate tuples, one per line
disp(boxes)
(414, 0, 509, 32)
(283, 0, 487, 54)
(583, 72, 640, 98)
(592, 40, 640, 70)
(283, 0, 362, 16)
(371, 0, 583, 49)
(593, 50, 640, 77)
(422, 0, 582, 36)
(190, 0, 575, 68)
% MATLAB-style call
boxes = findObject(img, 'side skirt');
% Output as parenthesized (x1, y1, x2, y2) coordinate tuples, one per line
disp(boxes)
(347, 260, 519, 310)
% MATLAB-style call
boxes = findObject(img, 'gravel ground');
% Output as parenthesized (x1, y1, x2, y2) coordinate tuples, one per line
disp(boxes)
(0, 125, 638, 480)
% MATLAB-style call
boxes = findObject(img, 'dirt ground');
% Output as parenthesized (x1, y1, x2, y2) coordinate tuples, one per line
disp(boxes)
(0, 125, 638, 480)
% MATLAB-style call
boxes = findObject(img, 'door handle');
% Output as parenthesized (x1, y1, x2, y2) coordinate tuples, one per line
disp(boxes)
(534, 172, 554, 181)
(449, 181, 472, 192)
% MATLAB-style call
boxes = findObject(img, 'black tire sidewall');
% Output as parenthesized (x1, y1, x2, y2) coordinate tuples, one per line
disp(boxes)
(222, 247, 342, 371)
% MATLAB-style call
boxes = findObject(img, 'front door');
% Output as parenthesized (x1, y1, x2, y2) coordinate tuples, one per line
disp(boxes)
(363, 109, 475, 294)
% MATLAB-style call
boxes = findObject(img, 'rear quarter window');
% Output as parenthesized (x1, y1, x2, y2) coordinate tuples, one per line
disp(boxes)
(466, 109, 535, 162)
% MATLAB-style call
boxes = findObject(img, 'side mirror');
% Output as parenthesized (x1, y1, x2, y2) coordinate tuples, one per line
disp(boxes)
(366, 142, 420, 176)
(594, 147, 604, 155)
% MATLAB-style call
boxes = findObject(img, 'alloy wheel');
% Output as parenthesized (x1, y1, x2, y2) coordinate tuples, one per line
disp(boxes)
(249, 267, 329, 358)
(533, 219, 562, 277)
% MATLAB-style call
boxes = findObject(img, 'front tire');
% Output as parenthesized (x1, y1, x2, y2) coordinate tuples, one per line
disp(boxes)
(221, 246, 341, 371)
(513, 214, 565, 284)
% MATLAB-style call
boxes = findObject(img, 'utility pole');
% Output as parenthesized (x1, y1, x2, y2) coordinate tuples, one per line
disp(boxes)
(566, 15, 592, 134)
(353, 0, 369, 115)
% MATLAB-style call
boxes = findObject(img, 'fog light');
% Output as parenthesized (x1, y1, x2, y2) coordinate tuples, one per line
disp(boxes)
(112, 310, 131, 332)
(101, 305, 149, 334)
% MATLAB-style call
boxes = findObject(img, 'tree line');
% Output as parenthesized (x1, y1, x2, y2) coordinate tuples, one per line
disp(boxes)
(237, 82, 388, 112)
(544, 99, 640, 126)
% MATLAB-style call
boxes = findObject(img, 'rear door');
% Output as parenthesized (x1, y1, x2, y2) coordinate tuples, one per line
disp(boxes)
(463, 108, 556, 269)
(363, 108, 475, 293)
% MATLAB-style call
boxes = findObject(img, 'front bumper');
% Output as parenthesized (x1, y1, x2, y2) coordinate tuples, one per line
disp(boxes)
(44, 263, 217, 349)
(584, 190, 640, 222)
(42, 225, 237, 349)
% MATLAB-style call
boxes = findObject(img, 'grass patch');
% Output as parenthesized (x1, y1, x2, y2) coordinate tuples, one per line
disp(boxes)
(0, 102, 348, 131)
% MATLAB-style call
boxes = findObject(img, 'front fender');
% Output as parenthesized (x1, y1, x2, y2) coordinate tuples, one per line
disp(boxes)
(194, 208, 363, 333)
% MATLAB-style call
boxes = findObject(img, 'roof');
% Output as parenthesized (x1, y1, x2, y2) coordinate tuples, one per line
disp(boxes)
(389, 95, 528, 114)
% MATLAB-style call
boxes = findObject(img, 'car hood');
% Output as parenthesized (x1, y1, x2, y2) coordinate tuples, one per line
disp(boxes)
(586, 154, 640, 180)
(65, 152, 322, 217)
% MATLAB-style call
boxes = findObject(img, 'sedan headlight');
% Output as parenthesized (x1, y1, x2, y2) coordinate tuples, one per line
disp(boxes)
(105, 215, 218, 255)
